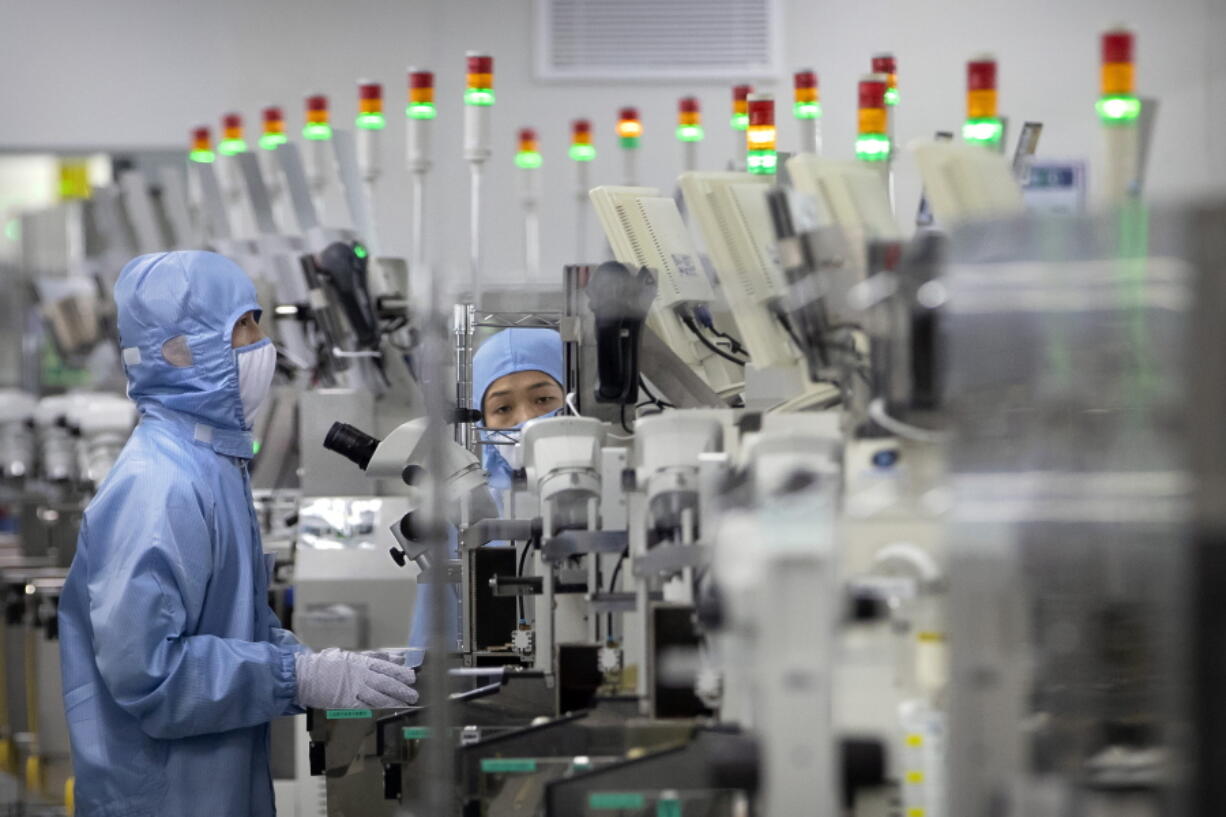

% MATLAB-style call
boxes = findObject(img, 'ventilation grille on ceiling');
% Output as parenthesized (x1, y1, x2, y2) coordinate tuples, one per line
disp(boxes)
(536, 0, 779, 80)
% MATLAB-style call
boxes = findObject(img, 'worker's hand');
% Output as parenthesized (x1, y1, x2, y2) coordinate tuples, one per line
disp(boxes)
(294, 648, 419, 710)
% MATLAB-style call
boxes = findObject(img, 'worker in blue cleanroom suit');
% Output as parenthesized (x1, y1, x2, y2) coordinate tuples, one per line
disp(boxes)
(405, 327, 565, 667)
(58, 251, 418, 817)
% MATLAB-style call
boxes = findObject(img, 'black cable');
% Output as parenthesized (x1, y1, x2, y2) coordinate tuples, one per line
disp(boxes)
(775, 310, 806, 353)
(681, 314, 748, 367)
(620, 404, 633, 434)
(516, 536, 533, 622)
(606, 546, 630, 641)
(637, 375, 675, 409)
(706, 325, 748, 356)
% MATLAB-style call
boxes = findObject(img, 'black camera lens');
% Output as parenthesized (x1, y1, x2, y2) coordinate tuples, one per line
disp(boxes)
(323, 422, 380, 471)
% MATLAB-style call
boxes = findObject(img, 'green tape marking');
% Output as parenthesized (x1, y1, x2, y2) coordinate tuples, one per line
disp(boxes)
(325, 709, 373, 720)
(590, 792, 646, 810)
(481, 758, 538, 774)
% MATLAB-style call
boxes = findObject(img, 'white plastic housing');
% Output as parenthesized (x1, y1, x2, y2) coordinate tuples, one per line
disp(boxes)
(679, 171, 797, 368)
(0, 389, 37, 425)
(910, 140, 1025, 225)
(520, 416, 605, 502)
(589, 185, 714, 308)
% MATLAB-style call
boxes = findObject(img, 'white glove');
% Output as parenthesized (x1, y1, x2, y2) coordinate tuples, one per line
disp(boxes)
(361, 648, 409, 665)
(294, 648, 419, 709)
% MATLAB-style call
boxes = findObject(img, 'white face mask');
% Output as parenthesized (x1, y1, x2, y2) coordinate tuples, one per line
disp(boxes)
(236, 340, 277, 427)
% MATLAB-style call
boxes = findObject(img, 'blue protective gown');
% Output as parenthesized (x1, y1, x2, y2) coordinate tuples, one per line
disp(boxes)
(405, 328, 565, 666)
(58, 251, 306, 817)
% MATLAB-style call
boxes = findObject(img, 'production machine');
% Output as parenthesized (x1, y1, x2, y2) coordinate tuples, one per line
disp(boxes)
(289, 28, 1214, 817)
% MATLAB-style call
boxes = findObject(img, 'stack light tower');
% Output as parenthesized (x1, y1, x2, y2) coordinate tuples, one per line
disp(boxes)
(406, 69, 435, 277)
(218, 114, 248, 157)
(871, 54, 899, 211)
(963, 56, 1005, 150)
(793, 70, 822, 156)
(570, 118, 595, 261)
(1097, 27, 1144, 204)
(258, 106, 289, 232)
(617, 107, 643, 186)
(516, 128, 543, 278)
(730, 84, 752, 168)
(746, 94, 777, 176)
(217, 114, 249, 234)
(676, 97, 703, 172)
(186, 126, 229, 241)
(873, 53, 899, 108)
(259, 107, 288, 152)
(855, 74, 891, 171)
(355, 81, 385, 251)
(464, 53, 494, 303)
(302, 94, 333, 214)
(189, 126, 215, 164)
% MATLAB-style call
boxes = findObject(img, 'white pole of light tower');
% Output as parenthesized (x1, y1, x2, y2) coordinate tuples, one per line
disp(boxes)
(406, 69, 435, 286)
(577, 162, 591, 262)
(355, 80, 384, 253)
(464, 52, 494, 306)
(517, 128, 543, 279)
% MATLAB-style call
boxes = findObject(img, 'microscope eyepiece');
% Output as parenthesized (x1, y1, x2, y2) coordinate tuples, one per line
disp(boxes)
(323, 422, 380, 471)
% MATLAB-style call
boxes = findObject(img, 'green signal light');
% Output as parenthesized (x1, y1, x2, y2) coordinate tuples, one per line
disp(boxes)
(356, 112, 386, 130)
(619, 136, 641, 149)
(464, 88, 495, 106)
(1096, 94, 1142, 124)
(569, 144, 596, 162)
(406, 103, 437, 120)
(189, 149, 216, 164)
(252, 440, 262, 455)
(515, 151, 543, 169)
(218, 139, 248, 156)
(747, 149, 777, 175)
(793, 102, 822, 120)
(854, 133, 892, 162)
(676, 124, 704, 142)
(961, 117, 1004, 147)
(303, 123, 333, 141)
(4, 219, 20, 242)
(259, 133, 288, 151)
(885, 88, 900, 106)
(353, 244, 368, 259)
(731, 113, 749, 130)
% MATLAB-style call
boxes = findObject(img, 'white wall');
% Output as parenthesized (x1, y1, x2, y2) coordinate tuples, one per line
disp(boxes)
(3, 0, 1223, 293)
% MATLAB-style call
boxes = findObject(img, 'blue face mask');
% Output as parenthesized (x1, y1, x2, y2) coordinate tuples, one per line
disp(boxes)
(479, 408, 561, 491)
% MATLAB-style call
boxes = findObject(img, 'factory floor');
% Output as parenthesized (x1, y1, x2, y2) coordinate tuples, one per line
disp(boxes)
(0, 771, 67, 816)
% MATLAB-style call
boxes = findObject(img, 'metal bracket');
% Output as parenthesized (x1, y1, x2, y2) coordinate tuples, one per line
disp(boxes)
(541, 530, 629, 563)
(416, 561, 462, 584)
(462, 517, 539, 550)
(632, 543, 709, 577)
